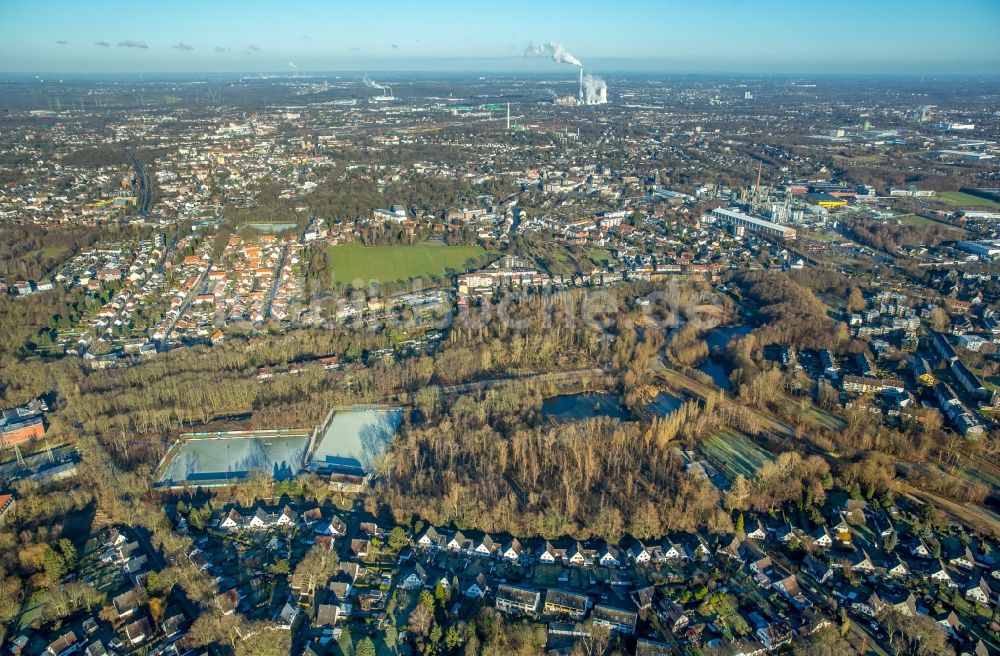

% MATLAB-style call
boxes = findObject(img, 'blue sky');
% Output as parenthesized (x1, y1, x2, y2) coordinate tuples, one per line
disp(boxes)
(1, 0, 998, 74)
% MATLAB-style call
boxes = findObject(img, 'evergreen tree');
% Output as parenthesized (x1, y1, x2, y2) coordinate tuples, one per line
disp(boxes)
(355, 637, 376, 656)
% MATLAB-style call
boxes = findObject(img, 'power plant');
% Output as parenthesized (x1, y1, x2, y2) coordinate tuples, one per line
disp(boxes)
(582, 72, 608, 105)
(526, 41, 608, 106)
(363, 76, 395, 102)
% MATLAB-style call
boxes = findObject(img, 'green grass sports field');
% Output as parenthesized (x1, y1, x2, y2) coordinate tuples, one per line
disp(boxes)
(328, 242, 489, 284)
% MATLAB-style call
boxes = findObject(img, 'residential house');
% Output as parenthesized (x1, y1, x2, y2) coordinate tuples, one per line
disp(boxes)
(745, 521, 767, 541)
(328, 581, 352, 603)
(538, 541, 560, 564)
(855, 590, 915, 618)
(162, 613, 185, 640)
(83, 641, 107, 656)
(717, 536, 743, 562)
(810, 525, 833, 550)
(846, 549, 876, 575)
(401, 563, 427, 590)
(832, 513, 855, 543)
(756, 620, 793, 650)
(124, 553, 148, 579)
(929, 560, 957, 588)
(350, 539, 371, 559)
(910, 538, 932, 559)
(276, 601, 302, 630)
(591, 604, 638, 634)
(339, 562, 361, 583)
(302, 507, 323, 526)
(948, 543, 977, 571)
(628, 541, 653, 564)
(750, 556, 773, 587)
(886, 554, 910, 579)
(189, 550, 210, 571)
(125, 617, 153, 645)
(45, 631, 80, 656)
(801, 554, 833, 584)
(247, 507, 274, 530)
(656, 599, 689, 634)
(359, 522, 381, 538)
(112, 588, 141, 620)
(432, 573, 452, 594)
(464, 574, 488, 599)
(566, 542, 589, 567)
(689, 535, 712, 561)
(313, 535, 335, 553)
(775, 524, 797, 545)
(447, 531, 469, 553)
(632, 586, 655, 611)
(473, 534, 497, 558)
(844, 498, 868, 517)
(276, 505, 297, 527)
(0, 493, 15, 525)
(318, 515, 347, 537)
(219, 509, 243, 531)
(933, 610, 962, 640)
(315, 604, 340, 627)
(852, 591, 883, 618)
(104, 528, 127, 549)
(774, 575, 807, 606)
(501, 538, 523, 562)
(598, 545, 621, 567)
(417, 526, 443, 548)
(495, 584, 541, 615)
(964, 578, 993, 606)
(660, 539, 685, 561)
(961, 639, 990, 656)
(544, 589, 590, 620)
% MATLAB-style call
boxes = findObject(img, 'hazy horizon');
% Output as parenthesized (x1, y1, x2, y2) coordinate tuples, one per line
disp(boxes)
(2, 0, 998, 76)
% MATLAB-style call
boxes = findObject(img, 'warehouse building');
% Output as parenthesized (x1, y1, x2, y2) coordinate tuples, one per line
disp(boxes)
(711, 208, 797, 240)
(957, 240, 1000, 260)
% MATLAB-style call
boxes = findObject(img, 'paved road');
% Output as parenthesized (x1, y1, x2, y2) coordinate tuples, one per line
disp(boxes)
(265, 220, 310, 319)
(156, 231, 181, 273)
(264, 242, 290, 320)
(162, 265, 210, 344)
(125, 147, 153, 217)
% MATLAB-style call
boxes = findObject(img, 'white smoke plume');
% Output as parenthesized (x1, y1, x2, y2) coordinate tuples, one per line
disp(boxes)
(362, 77, 393, 98)
(583, 74, 608, 105)
(525, 41, 582, 68)
(362, 76, 387, 92)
